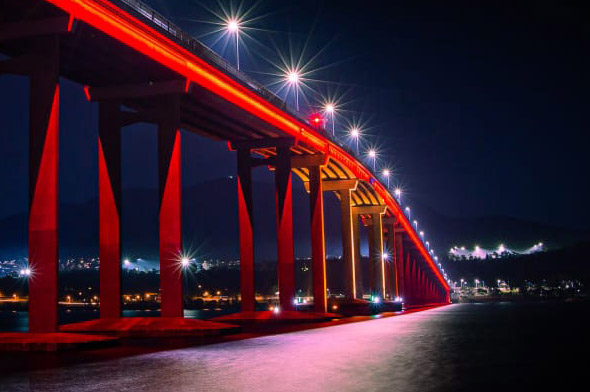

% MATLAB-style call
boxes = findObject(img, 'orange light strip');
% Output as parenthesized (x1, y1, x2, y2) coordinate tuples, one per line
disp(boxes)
(46, 0, 449, 291)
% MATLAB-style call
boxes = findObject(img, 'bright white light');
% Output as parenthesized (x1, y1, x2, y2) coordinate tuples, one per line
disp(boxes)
(181, 257, 190, 267)
(419, 231, 424, 237)
(123, 259, 130, 266)
(293, 299, 298, 306)
(373, 296, 381, 304)
(368, 148, 377, 158)
(350, 127, 360, 138)
(324, 103, 335, 113)
(382, 169, 390, 177)
(24, 268, 31, 276)
(226, 19, 239, 33)
(405, 207, 410, 212)
(287, 70, 300, 84)
(382, 252, 389, 260)
(394, 188, 401, 197)
(273, 306, 280, 314)
(395, 296, 403, 302)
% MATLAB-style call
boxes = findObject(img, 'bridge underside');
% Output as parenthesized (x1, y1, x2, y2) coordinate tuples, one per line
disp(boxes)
(0, 0, 450, 332)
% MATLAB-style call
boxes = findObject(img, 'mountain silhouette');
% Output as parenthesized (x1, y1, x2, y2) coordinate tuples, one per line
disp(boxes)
(0, 177, 587, 261)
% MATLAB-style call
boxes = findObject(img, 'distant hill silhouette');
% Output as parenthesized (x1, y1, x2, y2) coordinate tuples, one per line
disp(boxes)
(0, 177, 587, 260)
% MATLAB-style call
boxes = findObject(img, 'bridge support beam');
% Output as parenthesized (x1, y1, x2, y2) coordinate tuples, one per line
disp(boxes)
(368, 212, 384, 299)
(158, 96, 183, 317)
(308, 165, 327, 313)
(98, 101, 122, 319)
(395, 233, 406, 302)
(352, 211, 363, 299)
(27, 36, 60, 332)
(385, 222, 397, 300)
(236, 149, 255, 312)
(339, 189, 356, 300)
(275, 146, 295, 311)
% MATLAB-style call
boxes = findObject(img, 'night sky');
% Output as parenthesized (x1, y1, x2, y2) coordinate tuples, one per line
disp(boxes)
(0, 0, 587, 235)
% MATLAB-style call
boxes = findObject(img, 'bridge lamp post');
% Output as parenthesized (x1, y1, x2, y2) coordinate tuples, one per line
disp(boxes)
(426, 241, 430, 250)
(226, 19, 241, 70)
(382, 168, 390, 188)
(413, 220, 418, 231)
(349, 127, 361, 155)
(367, 148, 377, 171)
(394, 188, 402, 203)
(286, 70, 301, 111)
(405, 206, 411, 219)
(324, 103, 336, 135)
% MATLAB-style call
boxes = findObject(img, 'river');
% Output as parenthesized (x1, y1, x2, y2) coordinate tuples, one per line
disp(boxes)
(1, 301, 587, 391)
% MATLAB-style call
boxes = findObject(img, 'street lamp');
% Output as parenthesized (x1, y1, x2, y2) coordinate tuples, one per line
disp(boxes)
(382, 168, 390, 188)
(225, 19, 241, 70)
(324, 103, 336, 135)
(285, 69, 301, 111)
(394, 188, 401, 202)
(367, 148, 377, 171)
(405, 206, 411, 219)
(349, 127, 361, 155)
(413, 220, 418, 230)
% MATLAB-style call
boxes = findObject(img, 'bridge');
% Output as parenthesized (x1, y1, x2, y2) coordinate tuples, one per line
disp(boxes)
(0, 0, 450, 334)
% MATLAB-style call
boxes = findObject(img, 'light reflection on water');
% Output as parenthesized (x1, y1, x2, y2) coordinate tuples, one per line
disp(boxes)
(1, 302, 588, 392)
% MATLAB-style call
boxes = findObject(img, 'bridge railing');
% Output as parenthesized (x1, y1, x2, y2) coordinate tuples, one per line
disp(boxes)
(114, 2, 296, 114)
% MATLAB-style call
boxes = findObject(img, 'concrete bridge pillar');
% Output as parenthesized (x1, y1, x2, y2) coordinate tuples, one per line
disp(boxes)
(308, 165, 327, 313)
(158, 96, 183, 317)
(294, 153, 328, 313)
(275, 146, 295, 311)
(384, 220, 397, 300)
(352, 211, 363, 299)
(356, 206, 386, 300)
(368, 212, 384, 299)
(98, 101, 122, 319)
(27, 37, 60, 332)
(236, 149, 255, 312)
(0, 11, 73, 333)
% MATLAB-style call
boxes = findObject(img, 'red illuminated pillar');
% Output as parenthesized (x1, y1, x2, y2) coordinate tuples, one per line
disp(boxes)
(28, 37, 59, 332)
(369, 213, 384, 299)
(309, 165, 327, 313)
(395, 233, 405, 301)
(158, 97, 183, 318)
(237, 149, 255, 312)
(385, 224, 397, 300)
(275, 146, 295, 311)
(352, 211, 363, 299)
(98, 102, 122, 318)
(340, 190, 356, 300)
